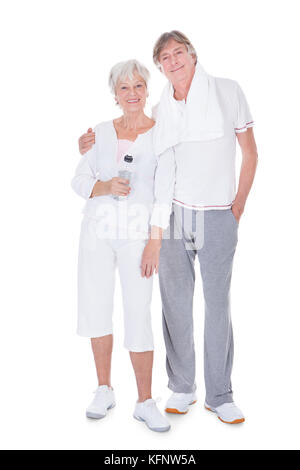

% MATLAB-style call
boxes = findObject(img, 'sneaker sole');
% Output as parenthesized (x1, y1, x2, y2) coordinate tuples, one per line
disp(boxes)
(86, 402, 115, 419)
(204, 405, 245, 424)
(133, 415, 170, 433)
(165, 400, 197, 414)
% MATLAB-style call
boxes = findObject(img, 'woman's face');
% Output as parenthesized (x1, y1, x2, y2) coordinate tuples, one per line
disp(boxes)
(115, 71, 148, 113)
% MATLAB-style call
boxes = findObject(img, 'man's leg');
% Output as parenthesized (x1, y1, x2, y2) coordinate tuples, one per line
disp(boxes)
(159, 209, 197, 393)
(197, 209, 238, 408)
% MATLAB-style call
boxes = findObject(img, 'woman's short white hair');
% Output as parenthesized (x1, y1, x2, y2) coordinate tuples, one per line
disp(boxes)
(108, 60, 150, 94)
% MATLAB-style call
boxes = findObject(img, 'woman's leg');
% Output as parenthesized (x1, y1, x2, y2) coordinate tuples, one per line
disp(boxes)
(77, 220, 116, 417)
(131, 349, 171, 432)
(130, 351, 153, 402)
(86, 334, 115, 419)
(116, 239, 154, 402)
(77, 218, 116, 338)
(91, 334, 113, 387)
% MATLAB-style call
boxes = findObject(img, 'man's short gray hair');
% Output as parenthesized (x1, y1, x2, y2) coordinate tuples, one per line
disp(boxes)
(108, 59, 150, 94)
(153, 30, 197, 68)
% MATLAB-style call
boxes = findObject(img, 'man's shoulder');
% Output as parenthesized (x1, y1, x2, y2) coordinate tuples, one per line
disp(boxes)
(213, 77, 241, 111)
(214, 76, 239, 94)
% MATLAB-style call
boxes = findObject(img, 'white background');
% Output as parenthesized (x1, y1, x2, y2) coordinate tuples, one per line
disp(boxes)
(0, 0, 300, 451)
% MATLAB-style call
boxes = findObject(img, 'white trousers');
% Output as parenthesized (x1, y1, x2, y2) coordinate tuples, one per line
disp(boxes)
(77, 216, 154, 352)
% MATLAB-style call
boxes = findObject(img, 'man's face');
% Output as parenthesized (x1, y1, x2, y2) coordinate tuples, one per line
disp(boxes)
(158, 39, 196, 86)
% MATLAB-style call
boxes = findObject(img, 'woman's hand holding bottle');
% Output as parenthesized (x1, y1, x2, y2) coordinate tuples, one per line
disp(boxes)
(90, 177, 131, 198)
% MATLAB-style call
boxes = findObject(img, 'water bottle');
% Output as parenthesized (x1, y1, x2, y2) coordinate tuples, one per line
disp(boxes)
(113, 154, 133, 201)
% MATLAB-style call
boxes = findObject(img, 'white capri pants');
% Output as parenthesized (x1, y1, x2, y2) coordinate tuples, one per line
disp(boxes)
(77, 216, 154, 352)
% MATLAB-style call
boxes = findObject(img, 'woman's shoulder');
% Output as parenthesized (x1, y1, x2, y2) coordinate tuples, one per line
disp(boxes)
(151, 102, 160, 120)
(94, 120, 113, 135)
(140, 118, 156, 138)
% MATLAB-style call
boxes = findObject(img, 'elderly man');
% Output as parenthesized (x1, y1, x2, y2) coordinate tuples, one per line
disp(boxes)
(78, 31, 258, 425)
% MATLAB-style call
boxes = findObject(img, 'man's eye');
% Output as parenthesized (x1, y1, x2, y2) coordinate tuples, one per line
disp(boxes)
(162, 57, 168, 61)
(121, 87, 127, 90)
(136, 84, 143, 88)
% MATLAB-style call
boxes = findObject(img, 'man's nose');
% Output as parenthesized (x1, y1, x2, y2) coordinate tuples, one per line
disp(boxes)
(170, 54, 177, 66)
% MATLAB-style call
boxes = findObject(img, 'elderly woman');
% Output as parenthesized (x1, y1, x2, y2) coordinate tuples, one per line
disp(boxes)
(71, 60, 175, 432)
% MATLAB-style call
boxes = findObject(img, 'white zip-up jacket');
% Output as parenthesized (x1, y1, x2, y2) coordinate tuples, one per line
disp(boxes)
(71, 120, 175, 236)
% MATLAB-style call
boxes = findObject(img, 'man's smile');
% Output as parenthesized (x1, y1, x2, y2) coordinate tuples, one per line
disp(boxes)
(171, 65, 184, 73)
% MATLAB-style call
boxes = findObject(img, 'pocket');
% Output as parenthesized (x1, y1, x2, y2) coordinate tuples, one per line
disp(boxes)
(230, 208, 239, 227)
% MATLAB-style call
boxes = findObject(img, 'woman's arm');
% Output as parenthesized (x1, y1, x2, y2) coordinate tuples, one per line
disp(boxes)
(141, 226, 163, 278)
(71, 147, 98, 199)
(71, 156, 131, 199)
(72, 136, 131, 199)
(150, 147, 176, 230)
(141, 148, 176, 277)
(91, 178, 131, 198)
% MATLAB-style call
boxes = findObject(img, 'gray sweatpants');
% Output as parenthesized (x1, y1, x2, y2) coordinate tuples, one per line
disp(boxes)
(159, 205, 238, 407)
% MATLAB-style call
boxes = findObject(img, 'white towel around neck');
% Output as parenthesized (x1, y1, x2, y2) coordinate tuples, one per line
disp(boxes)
(153, 63, 224, 156)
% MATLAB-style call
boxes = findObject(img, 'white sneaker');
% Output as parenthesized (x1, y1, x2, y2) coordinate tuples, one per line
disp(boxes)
(205, 401, 245, 424)
(86, 385, 115, 419)
(165, 392, 197, 414)
(134, 399, 171, 432)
